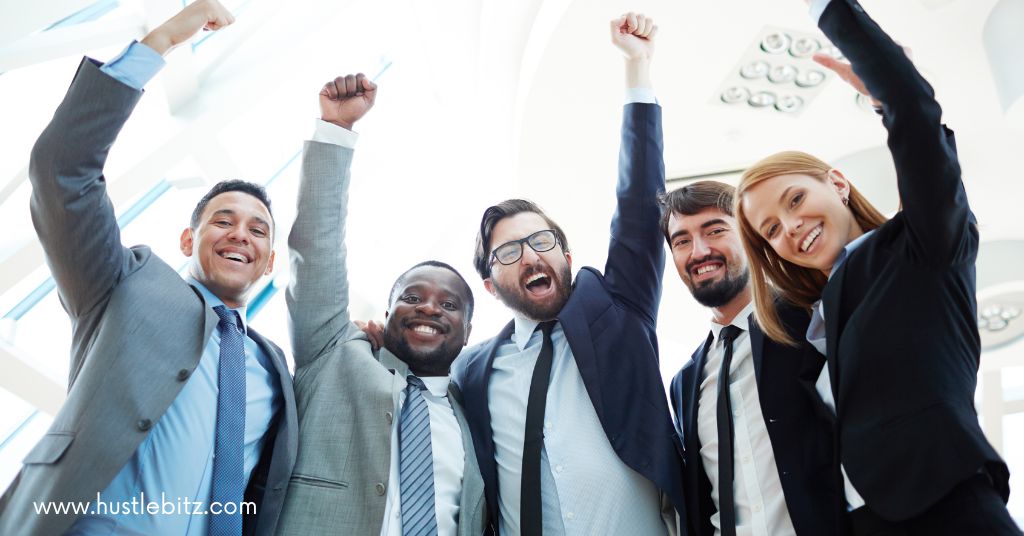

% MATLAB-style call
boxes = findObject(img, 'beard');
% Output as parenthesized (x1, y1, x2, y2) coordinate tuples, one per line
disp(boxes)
(383, 329, 461, 376)
(686, 262, 749, 308)
(492, 262, 573, 321)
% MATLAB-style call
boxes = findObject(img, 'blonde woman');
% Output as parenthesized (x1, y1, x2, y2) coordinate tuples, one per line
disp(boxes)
(734, 1, 1019, 534)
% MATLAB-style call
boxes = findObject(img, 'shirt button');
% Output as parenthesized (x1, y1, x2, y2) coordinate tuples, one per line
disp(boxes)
(733, 409, 741, 418)
(544, 421, 552, 430)
(385, 411, 393, 424)
(566, 512, 575, 520)
(555, 465, 564, 473)
(742, 455, 751, 463)
(137, 419, 153, 431)
(753, 504, 763, 513)
(375, 482, 386, 496)
(176, 368, 191, 381)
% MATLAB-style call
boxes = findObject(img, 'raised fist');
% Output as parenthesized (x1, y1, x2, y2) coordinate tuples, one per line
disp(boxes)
(319, 74, 378, 130)
(610, 12, 658, 60)
(141, 0, 235, 56)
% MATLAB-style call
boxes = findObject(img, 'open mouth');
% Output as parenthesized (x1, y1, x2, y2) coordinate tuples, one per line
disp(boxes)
(800, 224, 823, 253)
(690, 262, 724, 280)
(218, 249, 251, 264)
(406, 320, 446, 339)
(523, 272, 553, 296)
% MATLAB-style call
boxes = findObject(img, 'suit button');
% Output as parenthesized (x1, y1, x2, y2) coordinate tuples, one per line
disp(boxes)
(385, 411, 393, 424)
(177, 368, 191, 381)
(375, 482, 386, 496)
(137, 419, 153, 431)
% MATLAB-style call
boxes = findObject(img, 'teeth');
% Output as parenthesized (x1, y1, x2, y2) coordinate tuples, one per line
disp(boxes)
(801, 225, 822, 253)
(413, 325, 438, 335)
(221, 252, 247, 263)
(696, 264, 721, 275)
(526, 273, 547, 284)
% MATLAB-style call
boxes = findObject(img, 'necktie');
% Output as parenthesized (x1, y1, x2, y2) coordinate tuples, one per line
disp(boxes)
(521, 320, 557, 536)
(209, 305, 247, 536)
(716, 324, 743, 536)
(399, 375, 438, 536)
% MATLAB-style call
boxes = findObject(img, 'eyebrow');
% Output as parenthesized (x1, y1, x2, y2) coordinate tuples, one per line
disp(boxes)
(668, 218, 730, 242)
(757, 186, 795, 232)
(211, 209, 270, 229)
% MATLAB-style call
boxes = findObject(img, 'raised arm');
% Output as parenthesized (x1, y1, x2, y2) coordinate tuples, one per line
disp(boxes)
(814, 0, 973, 264)
(28, 0, 234, 318)
(604, 13, 666, 325)
(286, 74, 377, 369)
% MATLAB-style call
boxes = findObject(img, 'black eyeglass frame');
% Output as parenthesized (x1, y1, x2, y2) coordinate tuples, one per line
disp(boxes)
(488, 229, 561, 268)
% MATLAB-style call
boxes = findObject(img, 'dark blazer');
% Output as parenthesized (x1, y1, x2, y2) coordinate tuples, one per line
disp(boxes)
(453, 103, 686, 531)
(0, 59, 297, 536)
(815, 0, 1008, 522)
(669, 306, 841, 536)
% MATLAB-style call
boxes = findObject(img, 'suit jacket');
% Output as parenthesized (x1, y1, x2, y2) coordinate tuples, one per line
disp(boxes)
(669, 306, 841, 536)
(275, 140, 486, 536)
(0, 58, 298, 536)
(453, 103, 685, 532)
(815, 0, 1008, 521)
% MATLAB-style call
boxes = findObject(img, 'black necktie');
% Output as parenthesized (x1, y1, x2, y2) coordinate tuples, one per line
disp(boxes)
(716, 324, 743, 536)
(521, 320, 557, 536)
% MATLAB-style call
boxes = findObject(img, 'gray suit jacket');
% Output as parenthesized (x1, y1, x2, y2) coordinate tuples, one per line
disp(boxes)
(275, 140, 486, 535)
(0, 59, 298, 536)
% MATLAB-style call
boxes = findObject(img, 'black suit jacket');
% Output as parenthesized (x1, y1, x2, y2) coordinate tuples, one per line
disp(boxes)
(815, 0, 1008, 522)
(453, 103, 686, 532)
(669, 306, 841, 536)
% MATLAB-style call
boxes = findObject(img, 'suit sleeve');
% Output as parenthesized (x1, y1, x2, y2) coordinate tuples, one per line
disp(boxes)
(603, 103, 666, 326)
(818, 0, 976, 265)
(286, 140, 362, 370)
(28, 58, 143, 318)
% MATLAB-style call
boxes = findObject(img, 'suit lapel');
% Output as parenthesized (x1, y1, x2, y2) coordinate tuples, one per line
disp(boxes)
(448, 385, 485, 531)
(823, 263, 847, 401)
(557, 307, 605, 419)
(684, 333, 713, 467)
(747, 314, 766, 386)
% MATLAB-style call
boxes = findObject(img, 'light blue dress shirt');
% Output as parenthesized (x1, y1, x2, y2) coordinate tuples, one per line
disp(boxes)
(65, 46, 283, 531)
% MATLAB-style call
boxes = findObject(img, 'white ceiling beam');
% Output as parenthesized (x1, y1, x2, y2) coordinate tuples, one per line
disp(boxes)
(0, 15, 146, 73)
(0, 0, 94, 48)
(0, 166, 28, 208)
(0, 338, 64, 416)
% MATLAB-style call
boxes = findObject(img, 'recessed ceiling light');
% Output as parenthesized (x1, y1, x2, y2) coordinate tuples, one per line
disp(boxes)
(795, 69, 826, 88)
(790, 37, 820, 58)
(749, 91, 777, 108)
(760, 32, 791, 55)
(740, 61, 770, 79)
(775, 95, 804, 113)
(819, 44, 845, 60)
(768, 64, 798, 84)
(721, 86, 751, 104)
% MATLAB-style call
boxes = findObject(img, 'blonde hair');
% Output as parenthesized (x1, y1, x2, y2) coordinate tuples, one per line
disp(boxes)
(734, 151, 888, 345)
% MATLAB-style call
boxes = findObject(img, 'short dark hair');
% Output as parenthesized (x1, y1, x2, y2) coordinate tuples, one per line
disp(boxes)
(190, 180, 274, 231)
(389, 260, 475, 322)
(472, 199, 569, 280)
(658, 180, 735, 243)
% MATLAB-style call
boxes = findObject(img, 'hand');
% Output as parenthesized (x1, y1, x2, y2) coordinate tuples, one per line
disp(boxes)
(354, 319, 385, 352)
(610, 12, 658, 61)
(141, 0, 235, 56)
(319, 74, 377, 130)
(813, 46, 910, 109)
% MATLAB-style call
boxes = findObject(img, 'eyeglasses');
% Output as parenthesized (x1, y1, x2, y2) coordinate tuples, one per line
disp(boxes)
(489, 229, 560, 267)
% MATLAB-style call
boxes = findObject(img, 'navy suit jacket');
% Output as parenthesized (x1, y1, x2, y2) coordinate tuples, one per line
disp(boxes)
(669, 306, 842, 536)
(452, 103, 686, 531)
(815, 0, 1008, 521)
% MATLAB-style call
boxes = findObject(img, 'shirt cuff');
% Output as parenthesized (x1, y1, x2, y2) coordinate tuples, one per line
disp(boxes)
(98, 41, 166, 90)
(311, 119, 359, 148)
(809, 0, 833, 26)
(625, 87, 657, 105)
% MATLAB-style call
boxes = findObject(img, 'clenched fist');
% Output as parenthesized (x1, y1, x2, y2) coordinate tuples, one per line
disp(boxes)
(319, 74, 378, 131)
(141, 0, 235, 56)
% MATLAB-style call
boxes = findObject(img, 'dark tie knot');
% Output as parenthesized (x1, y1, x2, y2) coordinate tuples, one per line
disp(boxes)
(535, 320, 557, 336)
(719, 324, 743, 346)
(406, 375, 428, 392)
(213, 305, 242, 333)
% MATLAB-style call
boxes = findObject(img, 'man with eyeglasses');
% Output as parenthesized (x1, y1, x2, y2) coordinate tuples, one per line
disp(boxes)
(450, 12, 686, 536)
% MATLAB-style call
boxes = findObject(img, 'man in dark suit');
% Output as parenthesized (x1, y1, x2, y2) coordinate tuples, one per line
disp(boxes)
(662, 181, 841, 536)
(0, 2, 296, 535)
(451, 12, 684, 536)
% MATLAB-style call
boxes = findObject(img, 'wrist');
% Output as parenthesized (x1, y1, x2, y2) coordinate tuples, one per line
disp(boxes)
(140, 31, 172, 56)
(624, 57, 652, 89)
(323, 118, 354, 131)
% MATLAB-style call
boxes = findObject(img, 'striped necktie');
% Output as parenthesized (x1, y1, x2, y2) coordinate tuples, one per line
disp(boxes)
(399, 375, 438, 536)
(209, 305, 247, 535)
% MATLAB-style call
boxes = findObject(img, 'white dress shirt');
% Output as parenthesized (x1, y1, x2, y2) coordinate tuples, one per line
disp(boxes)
(489, 315, 668, 536)
(696, 303, 796, 536)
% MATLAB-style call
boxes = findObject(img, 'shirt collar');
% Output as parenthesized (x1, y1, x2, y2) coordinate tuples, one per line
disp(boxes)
(187, 276, 249, 333)
(709, 301, 754, 342)
(378, 346, 451, 397)
(829, 228, 876, 281)
(419, 376, 451, 398)
(512, 314, 543, 351)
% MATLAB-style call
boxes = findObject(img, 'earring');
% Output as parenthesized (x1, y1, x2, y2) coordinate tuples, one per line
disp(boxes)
(842, 197, 849, 206)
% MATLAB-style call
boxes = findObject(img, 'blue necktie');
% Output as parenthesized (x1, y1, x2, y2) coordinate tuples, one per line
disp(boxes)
(399, 375, 438, 536)
(209, 305, 246, 535)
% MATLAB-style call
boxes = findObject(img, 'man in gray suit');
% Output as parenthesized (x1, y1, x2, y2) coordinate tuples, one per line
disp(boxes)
(275, 73, 486, 536)
(0, 2, 296, 535)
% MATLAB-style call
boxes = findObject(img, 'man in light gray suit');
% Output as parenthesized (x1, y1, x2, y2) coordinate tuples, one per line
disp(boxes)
(275, 73, 486, 536)
(0, 2, 296, 535)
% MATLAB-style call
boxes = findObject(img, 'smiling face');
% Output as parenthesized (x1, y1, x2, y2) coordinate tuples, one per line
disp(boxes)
(666, 207, 749, 308)
(383, 266, 472, 376)
(180, 191, 275, 308)
(739, 171, 863, 274)
(483, 212, 573, 321)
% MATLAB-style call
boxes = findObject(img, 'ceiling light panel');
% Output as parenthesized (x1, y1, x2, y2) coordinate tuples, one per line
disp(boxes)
(715, 26, 837, 116)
